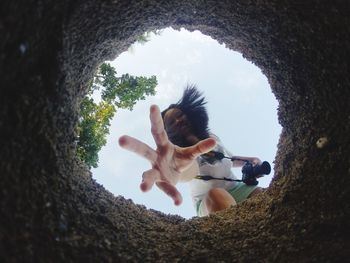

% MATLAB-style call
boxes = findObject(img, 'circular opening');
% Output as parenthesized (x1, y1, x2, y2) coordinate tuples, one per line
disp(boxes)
(90, 28, 281, 218)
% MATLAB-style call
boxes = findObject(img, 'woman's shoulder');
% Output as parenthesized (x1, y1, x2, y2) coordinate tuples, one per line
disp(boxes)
(209, 133, 233, 156)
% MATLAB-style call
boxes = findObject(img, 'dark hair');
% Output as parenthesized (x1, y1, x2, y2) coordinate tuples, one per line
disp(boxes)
(161, 85, 210, 142)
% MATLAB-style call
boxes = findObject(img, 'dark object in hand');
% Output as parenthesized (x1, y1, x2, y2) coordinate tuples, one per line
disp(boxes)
(241, 161, 271, 186)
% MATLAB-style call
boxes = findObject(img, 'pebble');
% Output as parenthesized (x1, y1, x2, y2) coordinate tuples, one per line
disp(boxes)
(316, 137, 328, 149)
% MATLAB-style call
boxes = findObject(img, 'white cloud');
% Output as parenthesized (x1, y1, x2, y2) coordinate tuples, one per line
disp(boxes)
(183, 49, 202, 65)
(178, 28, 217, 45)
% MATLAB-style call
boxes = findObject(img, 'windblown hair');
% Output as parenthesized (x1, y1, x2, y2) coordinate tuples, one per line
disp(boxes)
(162, 85, 210, 144)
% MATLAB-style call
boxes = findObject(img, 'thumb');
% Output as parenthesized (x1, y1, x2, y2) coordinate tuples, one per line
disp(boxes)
(182, 138, 217, 159)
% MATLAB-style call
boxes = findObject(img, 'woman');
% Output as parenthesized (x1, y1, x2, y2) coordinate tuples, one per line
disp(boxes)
(119, 85, 263, 216)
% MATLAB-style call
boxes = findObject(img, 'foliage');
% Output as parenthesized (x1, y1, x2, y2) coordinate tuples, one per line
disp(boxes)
(77, 63, 157, 168)
(128, 30, 163, 52)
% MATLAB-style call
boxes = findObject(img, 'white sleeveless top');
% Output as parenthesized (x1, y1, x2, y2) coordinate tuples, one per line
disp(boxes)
(189, 134, 238, 205)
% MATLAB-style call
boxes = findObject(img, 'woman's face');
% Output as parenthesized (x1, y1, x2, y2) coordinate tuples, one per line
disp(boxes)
(163, 108, 195, 147)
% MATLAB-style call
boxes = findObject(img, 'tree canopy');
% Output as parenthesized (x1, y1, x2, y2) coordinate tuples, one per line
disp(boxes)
(77, 63, 157, 168)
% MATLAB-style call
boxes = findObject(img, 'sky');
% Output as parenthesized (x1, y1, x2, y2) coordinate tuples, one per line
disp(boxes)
(92, 28, 282, 219)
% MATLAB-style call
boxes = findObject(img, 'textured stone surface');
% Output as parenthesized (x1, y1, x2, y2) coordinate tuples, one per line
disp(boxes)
(1, 0, 349, 262)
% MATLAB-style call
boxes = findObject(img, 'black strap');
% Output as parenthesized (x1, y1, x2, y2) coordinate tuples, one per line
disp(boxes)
(202, 151, 250, 163)
(195, 175, 242, 182)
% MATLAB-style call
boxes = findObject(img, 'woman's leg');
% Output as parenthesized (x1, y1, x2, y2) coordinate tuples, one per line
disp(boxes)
(204, 188, 237, 214)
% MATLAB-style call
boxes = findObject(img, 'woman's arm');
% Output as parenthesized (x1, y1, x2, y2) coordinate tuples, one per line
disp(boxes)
(118, 105, 216, 206)
(231, 156, 261, 167)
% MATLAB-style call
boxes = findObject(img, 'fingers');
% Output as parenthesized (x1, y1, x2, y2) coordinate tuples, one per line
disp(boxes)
(156, 181, 183, 206)
(253, 158, 262, 166)
(140, 169, 158, 192)
(150, 105, 169, 147)
(119, 135, 157, 163)
(181, 138, 217, 159)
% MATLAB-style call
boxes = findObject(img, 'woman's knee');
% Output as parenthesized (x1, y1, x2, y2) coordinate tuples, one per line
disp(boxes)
(205, 188, 236, 213)
(207, 188, 228, 201)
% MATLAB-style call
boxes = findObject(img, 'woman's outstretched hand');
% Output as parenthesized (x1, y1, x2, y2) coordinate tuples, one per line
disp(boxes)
(118, 105, 216, 206)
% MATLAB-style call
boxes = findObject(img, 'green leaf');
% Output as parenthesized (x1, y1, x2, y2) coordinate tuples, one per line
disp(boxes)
(77, 63, 158, 168)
